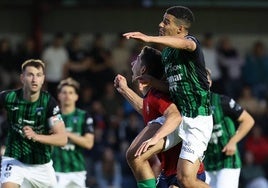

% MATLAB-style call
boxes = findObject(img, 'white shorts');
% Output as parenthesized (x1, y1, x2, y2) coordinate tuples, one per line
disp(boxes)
(56, 171, 87, 188)
(0, 156, 57, 187)
(205, 168, 241, 188)
(148, 115, 213, 163)
(179, 115, 213, 163)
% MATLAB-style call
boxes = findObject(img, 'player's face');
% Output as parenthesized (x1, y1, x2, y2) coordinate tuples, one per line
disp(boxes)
(21, 66, 44, 94)
(159, 13, 179, 36)
(58, 85, 78, 106)
(131, 51, 144, 82)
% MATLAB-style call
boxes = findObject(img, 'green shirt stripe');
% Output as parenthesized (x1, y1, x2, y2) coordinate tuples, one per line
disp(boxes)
(52, 108, 94, 172)
(1, 89, 59, 164)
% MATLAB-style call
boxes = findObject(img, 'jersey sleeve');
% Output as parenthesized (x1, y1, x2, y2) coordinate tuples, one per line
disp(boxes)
(47, 96, 63, 127)
(47, 96, 61, 117)
(83, 112, 94, 134)
(220, 94, 244, 120)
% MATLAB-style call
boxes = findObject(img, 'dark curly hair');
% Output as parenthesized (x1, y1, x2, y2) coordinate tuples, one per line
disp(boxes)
(166, 6, 195, 29)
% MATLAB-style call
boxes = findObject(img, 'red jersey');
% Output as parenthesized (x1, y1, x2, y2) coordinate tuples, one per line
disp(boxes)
(143, 88, 205, 176)
(142, 88, 172, 125)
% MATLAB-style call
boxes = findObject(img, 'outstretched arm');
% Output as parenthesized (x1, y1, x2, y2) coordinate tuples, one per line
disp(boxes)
(123, 32, 196, 51)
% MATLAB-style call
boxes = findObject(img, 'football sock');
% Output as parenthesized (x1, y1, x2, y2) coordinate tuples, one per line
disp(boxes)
(137, 178, 156, 188)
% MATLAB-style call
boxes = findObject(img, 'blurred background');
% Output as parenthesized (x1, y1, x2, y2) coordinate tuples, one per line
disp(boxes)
(0, 0, 268, 188)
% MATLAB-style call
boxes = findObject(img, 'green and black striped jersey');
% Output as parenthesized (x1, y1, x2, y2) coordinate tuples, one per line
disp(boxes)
(52, 108, 94, 172)
(0, 88, 61, 164)
(204, 92, 243, 171)
(162, 35, 211, 118)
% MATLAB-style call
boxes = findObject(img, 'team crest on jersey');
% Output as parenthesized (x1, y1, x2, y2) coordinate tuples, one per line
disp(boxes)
(35, 107, 44, 116)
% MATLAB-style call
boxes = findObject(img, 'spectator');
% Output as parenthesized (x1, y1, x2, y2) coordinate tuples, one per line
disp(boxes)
(217, 36, 244, 99)
(0, 37, 16, 89)
(87, 33, 116, 96)
(95, 146, 122, 188)
(237, 85, 266, 118)
(202, 32, 223, 93)
(41, 32, 69, 97)
(64, 33, 89, 86)
(240, 150, 268, 188)
(111, 33, 132, 75)
(242, 41, 268, 100)
(244, 125, 268, 165)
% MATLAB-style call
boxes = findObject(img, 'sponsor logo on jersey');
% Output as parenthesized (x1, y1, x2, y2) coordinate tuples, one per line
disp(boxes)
(10, 106, 19, 111)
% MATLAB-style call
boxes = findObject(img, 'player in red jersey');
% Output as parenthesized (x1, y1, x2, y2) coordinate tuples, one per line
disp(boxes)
(114, 46, 206, 188)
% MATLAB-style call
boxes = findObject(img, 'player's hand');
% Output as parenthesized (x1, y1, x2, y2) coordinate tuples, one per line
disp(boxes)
(23, 126, 37, 141)
(114, 74, 128, 93)
(123, 32, 150, 42)
(222, 141, 236, 156)
(135, 137, 159, 157)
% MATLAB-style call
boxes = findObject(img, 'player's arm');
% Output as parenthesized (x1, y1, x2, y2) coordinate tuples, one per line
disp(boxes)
(67, 132, 94, 150)
(150, 103, 181, 142)
(221, 96, 255, 156)
(23, 115, 67, 146)
(135, 103, 181, 156)
(123, 32, 196, 51)
(114, 74, 143, 114)
(67, 115, 94, 150)
(24, 96, 68, 146)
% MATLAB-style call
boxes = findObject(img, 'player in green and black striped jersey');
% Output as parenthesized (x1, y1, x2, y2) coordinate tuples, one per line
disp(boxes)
(0, 59, 67, 188)
(124, 6, 213, 188)
(204, 69, 255, 188)
(52, 77, 94, 188)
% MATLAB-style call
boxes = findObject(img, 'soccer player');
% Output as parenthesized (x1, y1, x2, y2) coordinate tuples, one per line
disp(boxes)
(114, 46, 181, 188)
(52, 77, 94, 188)
(115, 46, 207, 188)
(204, 69, 255, 188)
(123, 6, 213, 188)
(0, 59, 67, 188)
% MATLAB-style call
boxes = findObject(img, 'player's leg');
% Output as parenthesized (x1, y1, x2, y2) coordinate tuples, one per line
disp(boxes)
(177, 115, 213, 188)
(126, 123, 165, 188)
(177, 158, 209, 188)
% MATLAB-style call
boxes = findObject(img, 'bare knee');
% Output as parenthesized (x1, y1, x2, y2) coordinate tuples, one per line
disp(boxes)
(126, 147, 144, 168)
